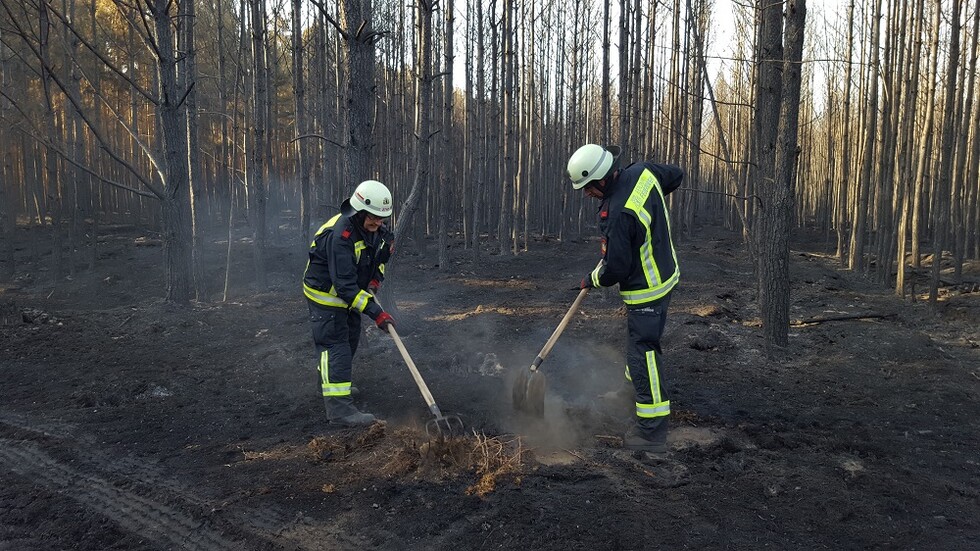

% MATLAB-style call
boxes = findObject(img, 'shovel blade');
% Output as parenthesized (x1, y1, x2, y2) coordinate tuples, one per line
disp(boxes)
(512, 368, 530, 410)
(512, 367, 545, 417)
(525, 371, 546, 417)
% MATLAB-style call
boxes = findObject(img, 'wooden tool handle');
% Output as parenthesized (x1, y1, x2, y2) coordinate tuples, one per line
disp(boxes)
(535, 286, 589, 365)
(387, 325, 438, 411)
(531, 260, 603, 370)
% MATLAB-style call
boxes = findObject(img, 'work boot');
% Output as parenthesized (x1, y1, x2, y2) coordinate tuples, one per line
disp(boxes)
(324, 396, 377, 426)
(623, 422, 668, 454)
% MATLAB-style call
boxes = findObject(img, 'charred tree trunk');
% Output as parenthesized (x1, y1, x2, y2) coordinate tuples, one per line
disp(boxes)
(250, 0, 269, 289)
(753, 0, 784, 352)
(392, 0, 433, 239)
(343, 0, 378, 186)
(183, 0, 205, 300)
(152, 0, 194, 302)
(292, 0, 312, 244)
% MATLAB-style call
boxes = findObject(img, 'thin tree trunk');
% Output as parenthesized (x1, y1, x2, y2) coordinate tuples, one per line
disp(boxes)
(292, 0, 311, 244)
(848, 0, 882, 273)
(470, 0, 485, 260)
(250, 0, 269, 289)
(437, 0, 453, 269)
(835, 0, 855, 265)
(930, 0, 961, 305)
(498, 0, 515, 255)
(183, 0, 205, 300)
(952, 0, 978, 282)
(0, 38, 11, 282)
(911, 2, 942, 272)
(895, 0, 924, 297)
(393, 0, 434, 239)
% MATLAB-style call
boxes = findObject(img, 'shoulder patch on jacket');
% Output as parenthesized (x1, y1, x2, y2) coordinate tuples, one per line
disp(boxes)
(341, 228, 352, 239)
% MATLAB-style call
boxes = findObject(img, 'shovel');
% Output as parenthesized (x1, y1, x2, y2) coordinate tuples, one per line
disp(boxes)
(385, 322, 464, 438)
(512, 268, 596, 416)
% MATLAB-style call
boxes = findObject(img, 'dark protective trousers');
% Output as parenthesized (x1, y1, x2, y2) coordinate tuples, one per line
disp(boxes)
(308, 301, 361, 399)
(625, 295, 671, 436)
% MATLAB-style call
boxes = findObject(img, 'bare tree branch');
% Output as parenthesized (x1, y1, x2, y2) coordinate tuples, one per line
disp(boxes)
(78, 76, 164, 176)
(289, 133, 346, 148)
(308, 0, 348, 40)
(0, 90, 159, 199)
(128, 0, 164, 64)
(42, 0, 159, 104)
(677, 187, 764, 208)
(8, 26, 164, 197)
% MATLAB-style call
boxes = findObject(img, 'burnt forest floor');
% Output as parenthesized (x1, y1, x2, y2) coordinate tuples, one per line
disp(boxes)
(1, 221, 979, 550)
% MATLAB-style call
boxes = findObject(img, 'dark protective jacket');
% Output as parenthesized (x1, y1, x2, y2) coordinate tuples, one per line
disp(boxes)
(303, 213, 394, 320)
(587, 161, 683, 308)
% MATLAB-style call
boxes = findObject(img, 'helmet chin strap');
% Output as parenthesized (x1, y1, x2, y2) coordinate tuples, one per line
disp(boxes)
(600, 169, 621, 189)
(587, 169, 619, 197)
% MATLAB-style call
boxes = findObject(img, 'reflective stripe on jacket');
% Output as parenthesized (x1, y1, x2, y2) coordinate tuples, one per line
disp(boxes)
(592, 162, 682, 308)
(302, 213, 394, 320)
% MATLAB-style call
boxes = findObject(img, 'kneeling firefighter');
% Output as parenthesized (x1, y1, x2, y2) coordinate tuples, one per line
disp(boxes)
(302, 180, 396, 426)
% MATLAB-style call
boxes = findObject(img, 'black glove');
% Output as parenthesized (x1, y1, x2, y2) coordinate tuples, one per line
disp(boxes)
(580, 275, 595, 290)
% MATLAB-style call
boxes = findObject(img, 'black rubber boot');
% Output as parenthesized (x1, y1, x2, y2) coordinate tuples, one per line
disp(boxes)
(324, 396, 376, 426)
(623, 422, 668, 454)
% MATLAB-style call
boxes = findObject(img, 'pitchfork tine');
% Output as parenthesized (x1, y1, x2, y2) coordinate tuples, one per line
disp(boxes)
(423, 403, 464, 438)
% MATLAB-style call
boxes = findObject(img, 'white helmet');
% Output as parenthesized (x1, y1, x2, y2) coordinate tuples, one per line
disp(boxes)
(566, 144, 621, 189)
(341, 179, 393, 217)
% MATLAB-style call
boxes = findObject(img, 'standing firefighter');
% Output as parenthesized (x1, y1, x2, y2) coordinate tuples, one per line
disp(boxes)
(303, 180, 396, 426)
(567, 144, 683, 453)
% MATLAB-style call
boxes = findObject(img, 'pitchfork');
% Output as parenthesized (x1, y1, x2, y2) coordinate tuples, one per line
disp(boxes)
(382, 317, 464, 439)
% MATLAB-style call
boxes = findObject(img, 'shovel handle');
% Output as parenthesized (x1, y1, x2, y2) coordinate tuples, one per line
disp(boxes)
(533, 286, 589, 367)
(531, 260, 603, 371)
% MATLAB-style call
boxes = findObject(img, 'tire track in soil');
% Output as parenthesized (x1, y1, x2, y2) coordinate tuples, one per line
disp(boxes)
(0, 438, 243, 551)
(0, 412, 368, 551)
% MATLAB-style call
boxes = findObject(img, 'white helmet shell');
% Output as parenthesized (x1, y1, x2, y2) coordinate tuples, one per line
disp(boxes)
(343, 179, 393, 217)
(566, 144, 621, 189)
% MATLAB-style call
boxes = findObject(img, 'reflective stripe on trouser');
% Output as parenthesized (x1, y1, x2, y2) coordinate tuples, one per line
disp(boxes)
(308, 300, 362, 398)
(625, 295, 671, 432)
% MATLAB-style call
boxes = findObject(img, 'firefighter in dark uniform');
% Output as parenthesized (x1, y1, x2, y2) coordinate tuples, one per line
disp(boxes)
(566, 144, 683, 453)
(303, 180, 396, 426)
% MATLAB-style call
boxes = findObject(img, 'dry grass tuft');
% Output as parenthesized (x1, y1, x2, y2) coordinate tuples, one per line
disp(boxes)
(307, 436, 345, 460)
(380, 427, 425, 477)
(465, 432, 526, 498)
(241, 445, 297, 461)
(307, 425, 528, 495)
(355, 420, 388, 447)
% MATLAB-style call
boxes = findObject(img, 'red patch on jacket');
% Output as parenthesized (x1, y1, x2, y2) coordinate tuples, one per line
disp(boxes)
(341, 229, 351, 239)
(600, 210, 608, 219)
